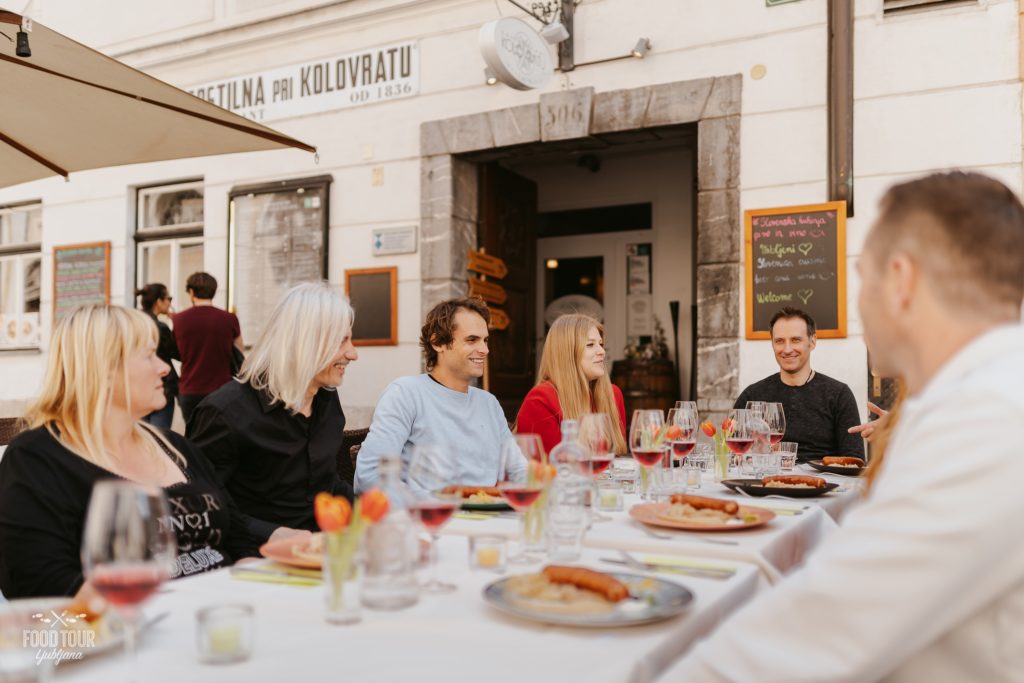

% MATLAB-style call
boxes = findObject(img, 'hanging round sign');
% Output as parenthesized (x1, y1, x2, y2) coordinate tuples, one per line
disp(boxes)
(479, 18, 553, 91)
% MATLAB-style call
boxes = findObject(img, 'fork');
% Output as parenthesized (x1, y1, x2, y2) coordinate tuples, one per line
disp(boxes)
(612, 551, 736, 580)
(636, 523, 740, 546)
(732, 487, 811, 509)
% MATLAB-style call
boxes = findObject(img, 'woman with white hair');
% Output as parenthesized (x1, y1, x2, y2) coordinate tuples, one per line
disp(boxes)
(0, 305, 259, 598)
(187, 282, 358, 544)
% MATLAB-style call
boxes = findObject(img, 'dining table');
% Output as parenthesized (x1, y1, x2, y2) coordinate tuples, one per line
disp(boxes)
(53, 537, 759, 683)
(43, 464, 860, 682)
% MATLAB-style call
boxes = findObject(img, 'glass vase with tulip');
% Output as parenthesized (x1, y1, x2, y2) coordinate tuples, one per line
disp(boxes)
(315, 489, 390, 624)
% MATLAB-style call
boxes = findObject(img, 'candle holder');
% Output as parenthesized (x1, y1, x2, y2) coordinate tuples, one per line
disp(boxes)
(196, 604, 254, 664)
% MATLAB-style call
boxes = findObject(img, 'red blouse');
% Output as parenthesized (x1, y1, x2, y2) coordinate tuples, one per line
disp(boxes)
(515, 381, 627, 454)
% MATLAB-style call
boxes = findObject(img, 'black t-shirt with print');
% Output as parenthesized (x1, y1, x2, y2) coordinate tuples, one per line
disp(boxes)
(0, 425, 260, 599)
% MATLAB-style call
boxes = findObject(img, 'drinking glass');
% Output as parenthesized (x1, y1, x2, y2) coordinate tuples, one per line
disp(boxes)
(666, 404, 699, 466)
(81, 480, 176, 680)
(744, 401, 766, 419)
(764, 403, 786, 446)
(498, 437, 546, 563)
(725, 409, 755, 475)
(629, 409, 667, 500)
(406, 445, 461, 593)
(777, 441, 799, 471)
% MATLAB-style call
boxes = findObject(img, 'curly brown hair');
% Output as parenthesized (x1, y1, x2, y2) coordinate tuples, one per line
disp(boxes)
(420, 297, 491, 370)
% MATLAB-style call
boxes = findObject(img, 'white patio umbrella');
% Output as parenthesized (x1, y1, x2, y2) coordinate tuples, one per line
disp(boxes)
(0, 9, 315, 189)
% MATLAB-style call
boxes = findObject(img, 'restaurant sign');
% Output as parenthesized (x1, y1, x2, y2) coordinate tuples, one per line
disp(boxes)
(186, 41, 419, 123)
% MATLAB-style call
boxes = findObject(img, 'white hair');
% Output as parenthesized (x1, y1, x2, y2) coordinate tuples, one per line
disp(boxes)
(238, 282, 354, 413)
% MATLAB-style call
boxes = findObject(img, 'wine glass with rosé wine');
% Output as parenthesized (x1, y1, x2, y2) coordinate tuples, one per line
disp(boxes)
(629, 409, 668, 500)
(578, 413, 618, 521)
(407, 444, 462, 593)
(81, 480, 176, 681)
(499, 434, 551, 562)
(764, 403, 787, 445)
(666, 404, 699, 466)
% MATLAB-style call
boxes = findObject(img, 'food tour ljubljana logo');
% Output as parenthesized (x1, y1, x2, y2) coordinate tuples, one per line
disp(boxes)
(24, 608, 95, 665)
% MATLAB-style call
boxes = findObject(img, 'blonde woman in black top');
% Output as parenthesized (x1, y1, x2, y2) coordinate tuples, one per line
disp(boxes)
(0, 305, 258, 599)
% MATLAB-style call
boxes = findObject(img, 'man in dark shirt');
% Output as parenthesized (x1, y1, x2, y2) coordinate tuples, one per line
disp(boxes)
(173, 272, 243, 422)
(734, 307, 864, 462)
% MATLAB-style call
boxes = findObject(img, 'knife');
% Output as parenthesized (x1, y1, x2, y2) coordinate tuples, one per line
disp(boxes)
(599, 557, 735, 580)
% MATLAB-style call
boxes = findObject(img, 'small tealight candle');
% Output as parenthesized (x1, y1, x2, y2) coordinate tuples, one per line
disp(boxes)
(196, 604, 254, 665)
(469, 535, 507, 572)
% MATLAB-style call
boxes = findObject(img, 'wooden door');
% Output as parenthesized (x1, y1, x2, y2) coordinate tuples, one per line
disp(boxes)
(478, 163, 537, 421)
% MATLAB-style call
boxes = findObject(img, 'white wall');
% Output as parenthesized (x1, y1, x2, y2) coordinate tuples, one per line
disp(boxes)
(1, 0, 1019, 422)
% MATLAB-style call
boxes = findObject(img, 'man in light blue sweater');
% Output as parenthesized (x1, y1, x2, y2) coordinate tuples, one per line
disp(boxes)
(355, 297, 527, 493)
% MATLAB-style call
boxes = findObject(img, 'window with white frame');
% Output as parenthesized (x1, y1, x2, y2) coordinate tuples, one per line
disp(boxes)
(135, 181, 204, 308)
(883, 0, 977, 16)
(0, 202, 42, 349)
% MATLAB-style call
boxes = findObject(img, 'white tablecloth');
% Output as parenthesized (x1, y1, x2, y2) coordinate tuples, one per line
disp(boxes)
(55, 537, 759, 683)
(446, 474, 859, 584)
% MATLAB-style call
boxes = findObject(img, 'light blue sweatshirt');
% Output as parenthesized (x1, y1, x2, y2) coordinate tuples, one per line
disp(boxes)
(354, 374, 527, 493)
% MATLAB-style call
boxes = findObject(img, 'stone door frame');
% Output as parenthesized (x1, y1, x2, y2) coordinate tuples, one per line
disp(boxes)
(419, 75, 742, 413)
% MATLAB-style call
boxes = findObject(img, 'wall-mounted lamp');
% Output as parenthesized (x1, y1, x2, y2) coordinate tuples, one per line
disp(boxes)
(540, 18, 570, 44)
(15, 16, 32, 58)
(546, 259, 559, 269)
(484, 67, 498, 85)
(631, 38, 651, 59)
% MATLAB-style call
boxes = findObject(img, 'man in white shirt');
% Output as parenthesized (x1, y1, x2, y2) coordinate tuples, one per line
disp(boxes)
(662, 171, 1024, 682)
(355, 297, 526, 493)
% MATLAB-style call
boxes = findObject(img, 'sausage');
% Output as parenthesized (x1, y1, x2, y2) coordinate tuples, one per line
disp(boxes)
(670, 494, 739, 516)
(822, 456, 865, 467)
(542, 565, 629, 602)
(762, 474, 826, 488)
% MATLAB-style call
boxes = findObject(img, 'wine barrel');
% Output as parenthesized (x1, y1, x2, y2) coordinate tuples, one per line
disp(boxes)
(610, 358, 679, 419)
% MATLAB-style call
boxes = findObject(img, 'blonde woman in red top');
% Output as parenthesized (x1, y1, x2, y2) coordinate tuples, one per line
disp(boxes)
(516, 314, 627, 454)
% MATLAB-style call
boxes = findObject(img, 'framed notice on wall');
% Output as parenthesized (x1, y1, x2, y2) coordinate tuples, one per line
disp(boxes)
(53, 241, 111, 322)
(744, 201, 847, 340)
(345, 267, 397, 346)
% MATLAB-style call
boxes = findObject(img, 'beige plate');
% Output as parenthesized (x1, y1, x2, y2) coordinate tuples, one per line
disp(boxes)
(629, 502, 775, 532)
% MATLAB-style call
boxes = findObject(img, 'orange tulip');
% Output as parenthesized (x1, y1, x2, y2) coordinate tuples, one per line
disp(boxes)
(315, 492, 352, 533)
(721, 417, 735, 434)
(701, 420, 716, 438)
(358, 489, 390, 524)
(665, 425, 683, 441)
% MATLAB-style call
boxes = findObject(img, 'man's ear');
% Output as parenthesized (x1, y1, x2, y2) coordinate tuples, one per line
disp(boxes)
(889, 253, 917, 313)
(808, 335, 817, 352)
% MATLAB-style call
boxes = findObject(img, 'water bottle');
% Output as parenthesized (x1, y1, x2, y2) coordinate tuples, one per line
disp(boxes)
(361, 456, 419, 610)
(547, 420, 589, 561)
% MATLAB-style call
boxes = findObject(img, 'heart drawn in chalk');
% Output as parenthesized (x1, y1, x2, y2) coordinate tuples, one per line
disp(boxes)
(797, 289, 814, 304)
(797, 243, 814, 256)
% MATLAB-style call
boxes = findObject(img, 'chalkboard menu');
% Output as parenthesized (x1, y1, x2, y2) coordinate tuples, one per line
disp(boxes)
(345, 267, 397, 346)
(744, 201, 847, 339)
(53, 241, 111, 322)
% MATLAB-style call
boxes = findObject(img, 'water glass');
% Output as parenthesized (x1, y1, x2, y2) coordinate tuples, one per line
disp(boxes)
(777, 441, 799, 471)
(612, 458, 638, 494)
(547, 489, 587, 562)
(751, 453, 775, 478)
(196, 604, 254, 664)
(686, 447, 712, 488)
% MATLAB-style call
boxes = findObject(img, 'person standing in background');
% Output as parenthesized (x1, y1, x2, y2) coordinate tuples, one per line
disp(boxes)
(136, 283, 179, 429)
(173, 272, 243, 423)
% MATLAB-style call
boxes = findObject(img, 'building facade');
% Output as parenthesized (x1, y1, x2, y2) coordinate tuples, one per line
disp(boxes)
(1, 0, 1020, 425)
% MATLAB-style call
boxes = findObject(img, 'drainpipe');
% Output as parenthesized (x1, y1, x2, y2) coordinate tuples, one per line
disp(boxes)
(828, 0, 854, 215)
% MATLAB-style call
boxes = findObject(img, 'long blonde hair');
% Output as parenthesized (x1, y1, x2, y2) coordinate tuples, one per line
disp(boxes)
(536, 314, 626, 453)
(26, 305, 184, 469)
(237, 282, 354, 413)
(863, 382, 906, 494)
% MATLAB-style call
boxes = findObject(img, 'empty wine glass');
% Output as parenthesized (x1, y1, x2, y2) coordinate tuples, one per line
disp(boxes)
(629, 409, 667, 500)
(744, 401, 766, 419)
(764, 403, 786, 446)
(81, 480, 176, 680)
(406, 445, 460, 593)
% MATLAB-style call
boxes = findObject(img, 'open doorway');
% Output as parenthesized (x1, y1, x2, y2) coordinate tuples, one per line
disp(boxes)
(472, 137, 697, 419)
